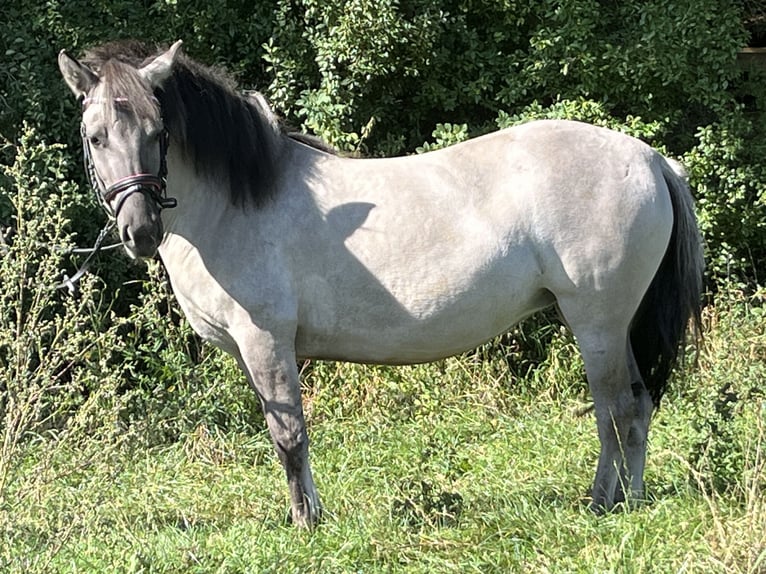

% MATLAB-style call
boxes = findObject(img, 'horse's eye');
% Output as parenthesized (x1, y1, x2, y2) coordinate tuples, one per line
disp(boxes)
(90, 135, 103, 147)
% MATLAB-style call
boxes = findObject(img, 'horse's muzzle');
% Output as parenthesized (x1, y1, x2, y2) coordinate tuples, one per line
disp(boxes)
(117, 190, 164, 259)
(121, 220, 163, 259)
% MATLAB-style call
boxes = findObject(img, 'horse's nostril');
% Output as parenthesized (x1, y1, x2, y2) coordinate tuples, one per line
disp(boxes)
(120, 222, 161, 259)
(121, 225, 134, 246)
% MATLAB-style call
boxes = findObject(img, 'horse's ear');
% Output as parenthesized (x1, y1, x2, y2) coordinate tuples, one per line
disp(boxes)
(58, 50, 98, 99)
(139, 40, 183, 87)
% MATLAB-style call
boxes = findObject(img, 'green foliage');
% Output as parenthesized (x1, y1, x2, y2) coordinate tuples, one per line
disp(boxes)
(497, 98, 669, 144)
(114, 262, 263, 445)
(0, 125, 132, 554)
(0, 127, 266, 569)
(0, 0, 274, 145)
(517, 0, 746, 117)
(682, 286, 766, 495)
(263, 0, 748, 153)
(684, 111, 766, 284)
(0, 125, 106, 443)
(264, 0, 445, 152)
(416, 122, 469, 153)
(0, 125, 260, 482)
(259, 0, 764, 281)
(2, 0, 763, 283)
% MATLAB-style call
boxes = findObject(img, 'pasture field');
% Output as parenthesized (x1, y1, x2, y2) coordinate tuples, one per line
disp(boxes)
(1, 286, 764, 573)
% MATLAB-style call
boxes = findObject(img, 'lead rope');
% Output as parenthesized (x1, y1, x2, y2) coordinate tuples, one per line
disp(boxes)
(56, 220, 119, 294)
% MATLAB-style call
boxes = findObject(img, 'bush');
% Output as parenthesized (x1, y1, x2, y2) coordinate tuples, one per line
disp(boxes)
(0, 126, 261, 463)
(683, 110, 766, 285)
(3, 0, 762, 285)
(681, 285, 766, 495)
(0, 125, 128, 514)
(263, 0, 748, 153)
(262, 0, 764, 281)
(496, 97, 668, 143)
(114, 262, 263, 445)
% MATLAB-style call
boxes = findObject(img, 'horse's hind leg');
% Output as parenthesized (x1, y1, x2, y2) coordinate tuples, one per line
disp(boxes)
(558, 301, 641, 512)
(234, 330, 321, 528)
(614, 341, 653, 505)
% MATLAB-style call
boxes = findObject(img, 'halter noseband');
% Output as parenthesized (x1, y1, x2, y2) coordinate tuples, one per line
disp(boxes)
(80, 96, 177, 219)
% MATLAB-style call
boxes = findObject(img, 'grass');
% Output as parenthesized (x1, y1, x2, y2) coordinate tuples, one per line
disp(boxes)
(1, 287, 764, 573)
(2, 406, 762, 572)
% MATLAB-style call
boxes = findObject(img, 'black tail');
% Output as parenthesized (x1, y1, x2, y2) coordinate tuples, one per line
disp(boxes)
(630, 158, 704, 406)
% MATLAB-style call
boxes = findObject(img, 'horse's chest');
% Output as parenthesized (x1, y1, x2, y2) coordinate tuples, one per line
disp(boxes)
(160, 250, 239, 353)
(173, 287, 237, 352)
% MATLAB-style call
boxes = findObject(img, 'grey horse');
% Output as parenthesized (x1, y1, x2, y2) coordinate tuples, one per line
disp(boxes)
(59, 40, 703, 528)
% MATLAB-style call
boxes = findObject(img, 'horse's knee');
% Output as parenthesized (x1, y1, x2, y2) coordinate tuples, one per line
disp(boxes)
(267, 414, 309, 469)
(277, 428, 308, 459)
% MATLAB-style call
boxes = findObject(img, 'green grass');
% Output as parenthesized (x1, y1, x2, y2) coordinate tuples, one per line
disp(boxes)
(3, 401, 764, 572)
(1, 288, 764, 573)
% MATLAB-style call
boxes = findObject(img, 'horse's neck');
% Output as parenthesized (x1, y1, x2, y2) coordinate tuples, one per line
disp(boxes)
(160, 152, 212, 227)
(158, 136, 341, 258)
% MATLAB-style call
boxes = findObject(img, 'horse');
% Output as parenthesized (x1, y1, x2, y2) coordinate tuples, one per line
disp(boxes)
(58, 40, 703, 529)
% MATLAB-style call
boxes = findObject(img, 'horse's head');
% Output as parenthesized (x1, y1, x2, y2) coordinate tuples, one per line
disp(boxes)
(58, 41, 182, 259)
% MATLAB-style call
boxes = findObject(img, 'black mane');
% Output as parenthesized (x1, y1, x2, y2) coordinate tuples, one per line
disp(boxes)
(82, 40, 289, 207)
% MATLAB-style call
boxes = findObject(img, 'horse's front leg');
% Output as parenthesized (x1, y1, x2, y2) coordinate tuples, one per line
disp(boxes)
(234, 330, 321, 528)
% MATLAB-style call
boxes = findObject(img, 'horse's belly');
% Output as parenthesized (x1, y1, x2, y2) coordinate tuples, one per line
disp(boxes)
(294, 277, 555, 364)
